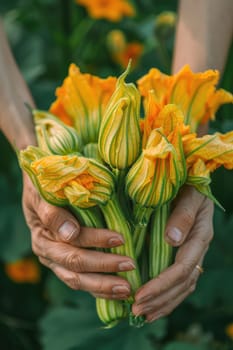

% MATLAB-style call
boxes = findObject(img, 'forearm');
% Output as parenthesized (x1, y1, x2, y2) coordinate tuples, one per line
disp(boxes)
(172, 0, 233, 135)
(0, 19, 36, 149)
(173, 0, 233, 75)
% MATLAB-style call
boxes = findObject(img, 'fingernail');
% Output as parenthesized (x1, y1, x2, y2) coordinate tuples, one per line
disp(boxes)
(118, 261, 136, 271)
(166, 227, 182, 243)
(58, 221, 78, 240)
(108, 237, 125, 247)
(112, 285, 131, 294)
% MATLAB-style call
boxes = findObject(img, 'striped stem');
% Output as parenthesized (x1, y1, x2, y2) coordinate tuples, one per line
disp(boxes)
(149, 203, 172, 279)
(100, 194, 141, 294)
(96, 298, 127, 329)
(133, 205, 154, 259)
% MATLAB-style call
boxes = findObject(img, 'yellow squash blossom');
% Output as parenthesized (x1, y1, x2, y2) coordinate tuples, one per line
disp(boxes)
(21, 149, 115, 208)
(98, 62, 141, 169)
(138, 65, 233, 131)
(49, 64, 116, 145)
(126, 129, 180, 208)
(142, 102, 189, 182)
(5, 258, 40, 284)
(138, 68, 172, 106)
(183, 131, 233, 206)
(33, 110, 82, 155)
(76, 0, 135, 22)
(184, 130, 233, 172)
(50, 97, 74, 126)
(126, 104, 188, 208)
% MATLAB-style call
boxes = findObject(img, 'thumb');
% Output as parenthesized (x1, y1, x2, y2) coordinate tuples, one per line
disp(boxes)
(38, 200, 80, 242)
(165, 186, 205, 247)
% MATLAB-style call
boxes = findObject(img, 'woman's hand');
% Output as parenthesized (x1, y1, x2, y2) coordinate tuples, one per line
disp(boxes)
(22, 174, 135, 300)
(132, 186, 214, 322)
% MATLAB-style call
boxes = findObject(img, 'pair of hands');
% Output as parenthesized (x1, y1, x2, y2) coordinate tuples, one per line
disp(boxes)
(23, 173, 213, 323)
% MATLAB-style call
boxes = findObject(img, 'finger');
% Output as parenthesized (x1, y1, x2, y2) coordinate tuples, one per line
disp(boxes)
(135, 206, 212, 305)
(165, 186, 205, 246)
(92, 293, 129, 300)
(132, 254, 204, 316)
(42, 224, 125, 249)
(145, 255, 206, 323)
(145, 288, 191, 323)
(36, 200, 125, 248)
(66, 226, 125, 249)
(34, 234, 136, 273)
(39, 257, 131, 297)
(37, 200, 81, 242)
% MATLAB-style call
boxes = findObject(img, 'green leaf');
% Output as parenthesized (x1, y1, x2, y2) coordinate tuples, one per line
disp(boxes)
(45, 273, 80, 306)
(0, 203, 31, 262)
(40, 293, 168, 350)
(188, 268, 233, 311)
(163, 341, 207, 350)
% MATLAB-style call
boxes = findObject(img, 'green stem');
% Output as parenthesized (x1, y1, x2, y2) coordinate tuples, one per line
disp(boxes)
(69, 205, 104, 227)
(100, 194, 141, 294)
(113, 169, 132, 222)
(149, 203, 172, 279)
(69, 18, 95, 50)
(133, 205, 154, 259)
(157, 38, 171, 73)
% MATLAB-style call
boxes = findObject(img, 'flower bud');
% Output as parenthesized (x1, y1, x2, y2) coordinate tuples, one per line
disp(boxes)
(126, 129, 181, 208)
(33, 110, 82, 155)
(154, 11, 176, 40)
(98, 62, 141, 169)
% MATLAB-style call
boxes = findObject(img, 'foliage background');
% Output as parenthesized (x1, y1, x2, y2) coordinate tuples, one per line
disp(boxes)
(0, 1, 233, 349)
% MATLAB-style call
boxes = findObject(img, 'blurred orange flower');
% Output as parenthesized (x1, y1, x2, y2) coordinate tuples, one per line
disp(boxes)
(107, 30, 143, 69)
(114, 42, 143, 69)
(226, 323, 233, 340)
(76, 0, 135, 22)
(5, 258, 41, 284)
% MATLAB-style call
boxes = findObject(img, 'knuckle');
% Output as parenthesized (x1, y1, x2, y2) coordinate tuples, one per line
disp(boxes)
(196, 231, 213, 250)
(156, 275, 171, 293)
(65, 273, 81, 290)
(180, 207, 195, 227)
(95, 278, 106, 294)
(65, 252, 83, 272)
(40, 203, 58, 228)
(176, 262, 193, 282)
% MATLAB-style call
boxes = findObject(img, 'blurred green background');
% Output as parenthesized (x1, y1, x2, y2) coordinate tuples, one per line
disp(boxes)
(0, 1, 233, 349)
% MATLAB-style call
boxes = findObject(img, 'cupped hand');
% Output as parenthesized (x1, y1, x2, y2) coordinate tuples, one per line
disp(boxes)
(22, 173, 134, 300)
(132, 186, 214, 322)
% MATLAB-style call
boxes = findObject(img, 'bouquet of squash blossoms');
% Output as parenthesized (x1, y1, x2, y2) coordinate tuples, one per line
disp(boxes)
(19, 62, 233, 328)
